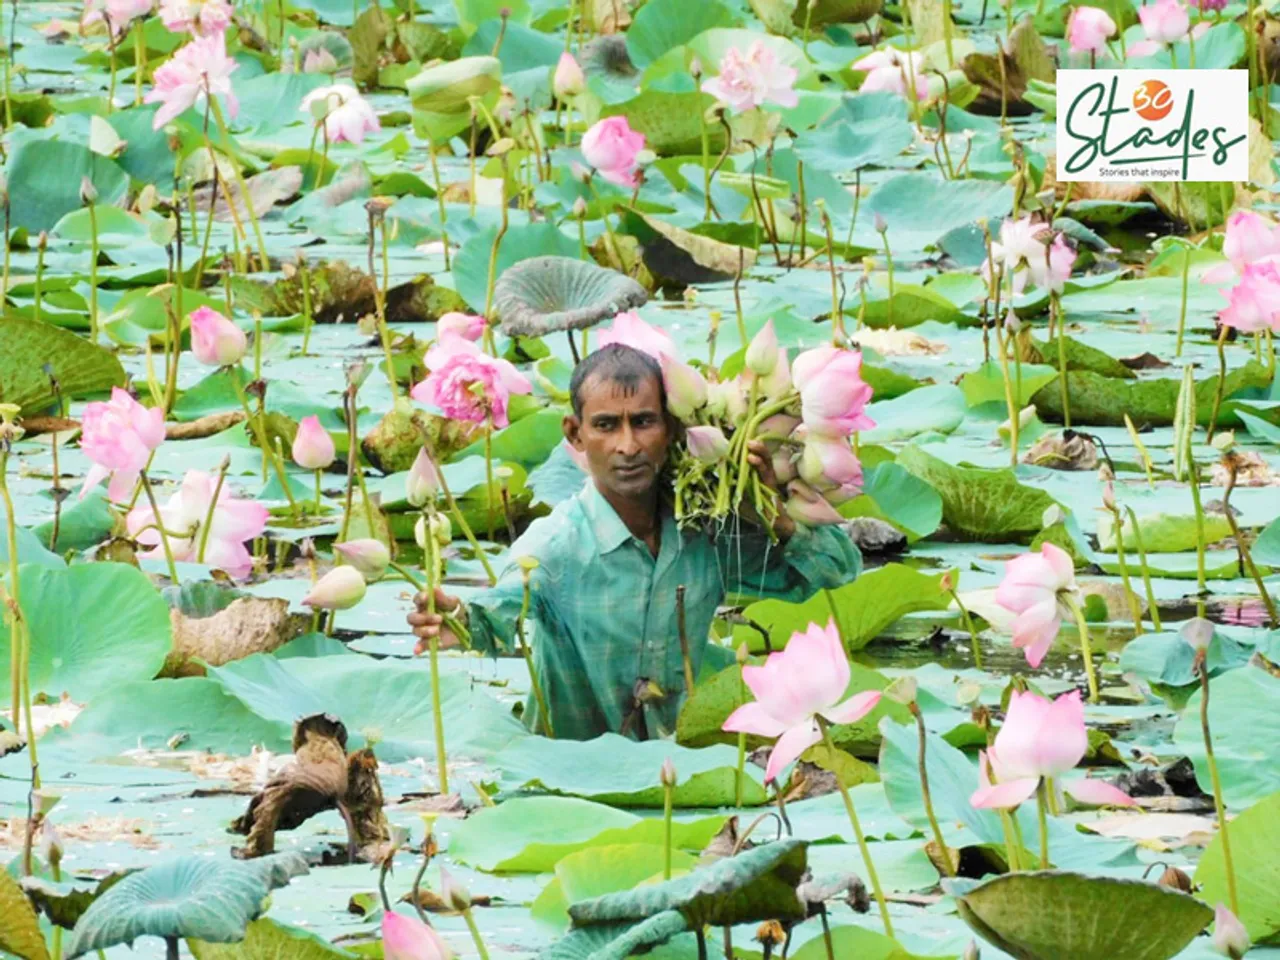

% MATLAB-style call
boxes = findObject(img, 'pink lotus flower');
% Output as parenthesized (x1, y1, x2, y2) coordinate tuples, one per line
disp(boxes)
(301, 83, 381, 145)
(581, 116, 645, 188)
(1067, 6, 1117, 53)
(1138, 0, 1190, 44)
(1219, 259, 1280, 333)
(334, 539, 390, 580)
(1028, 234, 1077, 295)
(723, 618, 881, 783)
(596, 311, 677, 362)
(303, 566, 368, 610)
(798, 433, 863, 490)
(1213, 904, 1250, 960)
(792, 346, 875, 438)
(145, 31, 239, 130)
(382, 911, 455, 960)
(700, 40, 799, 114)
(436, 311, 486, 343)
(745, 319, 780, 377)
(79, 387, 166, 502)
(302, 47, 340, 74)
(189, 305, 246, 367)
(661, 355, 708, 422)
(686, 425, 730, 463)
(853, 49, 929, 101)
(292, 415, 335, 470)
(981, 216, 1051, 293)
(405, 447, 441, 507)
(994, 542, 1079, 669)
(158, 0, 232, 36)
(411, 338, 532, 428)
(784, 480, 846, 527)
(1203, 210, 1280, 284)
(127, 469, 268, 578)
(83, 0, 154, 37)
(706, 377, 748, 424)
(553, 52, 585, 100)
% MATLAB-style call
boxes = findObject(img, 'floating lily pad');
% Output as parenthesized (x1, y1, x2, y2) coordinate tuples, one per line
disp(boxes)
(1194, 789, 1280, 943)
(0, 869, 51, 960)
(0, 316, 127, 415)
(955, 871, 1212, 960)
(493, 256, 649, 336)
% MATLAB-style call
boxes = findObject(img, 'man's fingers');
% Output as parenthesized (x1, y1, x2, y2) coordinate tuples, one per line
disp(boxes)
(434, 587, 461, 613)
(406, 611, 443, 628)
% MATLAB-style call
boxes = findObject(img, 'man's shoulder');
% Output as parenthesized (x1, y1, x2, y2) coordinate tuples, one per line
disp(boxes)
(509, 490, 592, 565)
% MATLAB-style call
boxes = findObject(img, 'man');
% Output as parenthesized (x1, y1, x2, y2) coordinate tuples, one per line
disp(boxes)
(407, 344, 862, 740)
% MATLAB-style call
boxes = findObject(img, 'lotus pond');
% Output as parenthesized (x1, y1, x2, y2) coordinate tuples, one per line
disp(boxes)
(2, 0, 1280, 958)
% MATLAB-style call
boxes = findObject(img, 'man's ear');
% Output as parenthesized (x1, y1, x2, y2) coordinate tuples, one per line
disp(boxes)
(563, 413, 584, 450)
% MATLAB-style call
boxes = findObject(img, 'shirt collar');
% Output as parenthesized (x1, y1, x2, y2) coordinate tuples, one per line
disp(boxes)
(580, 482, 635, 555)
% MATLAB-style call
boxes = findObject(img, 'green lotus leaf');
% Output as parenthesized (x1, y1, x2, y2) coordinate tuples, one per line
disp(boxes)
(581, 35, 641, 105)
(0, 316, 127, 415)
(406, 56, 502, 143)
(493, 256, 648, 336)
(542, 913, 691, 960)
(955, 871, 1212, 960)
(567, 839, 809, 929)
(66, 854, 309, 958)
(795, 0, 883, 27)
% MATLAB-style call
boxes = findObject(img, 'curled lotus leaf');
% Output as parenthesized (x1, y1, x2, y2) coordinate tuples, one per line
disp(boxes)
(580, 35, 640, 104)
(566, 839, 808, 930)
(955, 870, 1213, 960)
(406, 56, 502, 142)
(493, 256, 649, 336)
(297, 31, 354, 73)
(66, 854, 308, 958)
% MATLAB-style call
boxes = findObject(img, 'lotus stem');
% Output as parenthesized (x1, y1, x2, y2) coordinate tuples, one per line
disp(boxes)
(1175, 243, 1191, 357)
(1125, 506, 1162, 631)
(482, 155, 511, 335)
(1064, 595, 1100, 704)
(1054, 294, 1071, 427)
(1108, 508, 1144, 636)
(164, 220, 184, 416)
(1, 443, 22, 739)
(1036, 780, 1051, 869)
(432, 455, 498, 586)
(461, 905, 490, 960)
(427, 141, 452, 269)
(209, 96, 270, 272)
(1207, 325, 1230, 443)
(1188, 461, 1208, 617)
(1222, 460, 1279, 628)
(133, 25, 144, 106)
(196, 458, 230, 563)
(698, 83, 712, 220)
(139, 472, 180, 582)
(1197, 652, 1239, 914)
(515, 567, 553, 737)
(299, 256, 314, 356)
(367, 208, 399, 400)
(339, 390, 358, 544)
(676, 585, 696, 698)
(304, 121, 321, 192)
(819, 717, 893, 937)
(231, 374, 299, 519)
(166, 936, 179, 960)
(943, 0, 955, 67)
(2, 195, 10, 306)
(913, 704, 954, 876)
(320, 125, 332, 189)
(422, 510, 450, 795)
(483, 419, 495, 540)
(586, 178, 623, 271)
(821, 209, 844, 343)
(86, 196, 100, 344)
(107, 18, 118, 111)
(994, 324, 1020, 467)
(949, 586, 984, 670)
(998, 809, 1021, 871)
(795, 159, 808, 263)
(253, 310, 263, 381)
(1124, 414, 1156, 489)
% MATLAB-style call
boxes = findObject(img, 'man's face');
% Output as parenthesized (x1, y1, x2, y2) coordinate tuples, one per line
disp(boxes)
(565, 373, 672, 500)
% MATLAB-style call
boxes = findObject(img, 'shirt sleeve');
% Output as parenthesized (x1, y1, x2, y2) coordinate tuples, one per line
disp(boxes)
(715, 522, 862, 604)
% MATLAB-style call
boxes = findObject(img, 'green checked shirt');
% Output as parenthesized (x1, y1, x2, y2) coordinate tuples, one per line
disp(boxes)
(466, 482, 863, 741)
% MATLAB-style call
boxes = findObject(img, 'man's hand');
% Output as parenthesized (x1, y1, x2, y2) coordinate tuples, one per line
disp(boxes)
(744, 439, 797, 542)
(407, 588, 466, 655)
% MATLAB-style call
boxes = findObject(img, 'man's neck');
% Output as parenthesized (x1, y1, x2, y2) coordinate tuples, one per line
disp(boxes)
(594, 481, 661, 544)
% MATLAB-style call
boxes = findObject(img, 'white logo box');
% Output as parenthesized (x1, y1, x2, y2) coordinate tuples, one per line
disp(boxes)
(1055, 69, 1249, 183)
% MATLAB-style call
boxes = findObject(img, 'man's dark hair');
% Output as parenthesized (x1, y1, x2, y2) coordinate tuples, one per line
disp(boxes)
(569, 343, 668, 418)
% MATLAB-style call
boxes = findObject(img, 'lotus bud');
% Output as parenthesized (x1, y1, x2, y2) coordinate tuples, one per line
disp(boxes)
(873, 211, 888, 234)
(772, 447, 798, 485)
(885, 676, 918, 706)
(439, 866, 472, 911)
(292, 415, 336, 470)
(40, 821, 63, 873)
(1041, 504, 1065, 528)
(736, 641, 749, 665)
(1097, 461, 1115, 484)
(939, 569, 956, 593)
(759, 349, 792, 400)
(36, 230, 48, 251)
(689, 56, 703, 79)
(661, 356, 708, 422)
(554, 52, 585, 99)
(659, 757, 677, 788)
(189, 305, 247, 367)
(1101, 479, 1116, 512)
(706, 378, 747, 424)
(80, 176, 98, 205)
(956, 680, 983, 707)
(334, 539, 391, 581)
(300, 537, 317, 562)
(406, 448, 440, 507)
(517, 555, 539, 585)
(432, 513, 452, 545)
(572, 196, 588, 219)
(1180, 617, 1214, 655)
(1157, 866, 1194, 893)
(784, 480, 844, 527)
(1004, 309, 1022, 334)
(302, 566, 368, 610)
(1211, 430, 1236, 453)
(381, 911, 452, 960)
(745, 319, 780, 377)
(963, 941, 981, 960)
(1213, 904, 1250, 960)
(486, 136, 517, 157)
(686, 425, 730, 464)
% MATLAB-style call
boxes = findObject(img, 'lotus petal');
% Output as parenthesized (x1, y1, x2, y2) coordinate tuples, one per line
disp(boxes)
(493, 256, 648, 336)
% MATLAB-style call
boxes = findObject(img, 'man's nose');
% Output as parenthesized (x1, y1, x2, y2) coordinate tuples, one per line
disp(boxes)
(616, 422, 639, 456)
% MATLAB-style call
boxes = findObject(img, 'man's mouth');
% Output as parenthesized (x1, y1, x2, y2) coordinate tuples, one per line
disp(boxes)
(614, 462, 649, 478)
